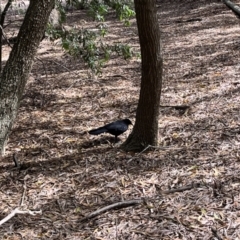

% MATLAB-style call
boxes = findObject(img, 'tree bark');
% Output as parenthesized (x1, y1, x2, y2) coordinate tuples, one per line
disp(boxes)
(122, 0, 162, 151)
(0, 0, 55, 155)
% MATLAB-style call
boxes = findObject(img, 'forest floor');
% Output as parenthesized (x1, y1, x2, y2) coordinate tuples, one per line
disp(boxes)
(1, 0, 240, 239)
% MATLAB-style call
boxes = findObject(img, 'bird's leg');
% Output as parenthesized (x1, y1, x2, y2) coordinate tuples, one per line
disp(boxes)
(115, 136, 117, 143)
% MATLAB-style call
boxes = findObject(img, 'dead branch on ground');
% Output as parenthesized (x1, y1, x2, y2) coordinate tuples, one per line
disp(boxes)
(0, 181, 42, 226)
(223, 0, 240, 16)
(0, 208, 42, 226)
(80, 182, 201, 222)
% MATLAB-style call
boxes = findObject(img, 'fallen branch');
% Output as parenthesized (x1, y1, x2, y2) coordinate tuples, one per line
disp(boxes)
(136, 144, 195, 153)
(127, 145, 197, 163)
(0, 182, 42, 226)
(20, 182, 27, 206)
(160, 105, 190, 111)
(0, 208, 42, 226)
(80, 199, 142, 222)
(162, 182, 200, 194)
(79, 182, 200, 222)
(223, 0, 240, 16)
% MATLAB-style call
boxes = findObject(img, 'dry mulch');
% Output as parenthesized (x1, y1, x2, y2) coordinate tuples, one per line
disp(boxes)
(1, 0, 240, 239)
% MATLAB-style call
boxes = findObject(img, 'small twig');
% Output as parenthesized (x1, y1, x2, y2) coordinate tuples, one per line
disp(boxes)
(0, 180, 41, 226)
(112, 74, 127, 80)
(35, 57, 48, 81)
(127, 145, 184, 163)
(0, 25, 13, 48)
(138, 144, 185, 155)
(20, 182, 27, 206)
(127, 145, 154, 163)
(85, 158, 88, 177)
(48, 59, 99, 90)
(12, 153, 20, 168)
(142, 197, 153, 214)
(0, 208, 42, 226)
(115, 218, 118, 240)
(3, 21, 14, 29)
(160, 104, 190, 109)
(138, 145, 151, 154)
(175, 18, 202, 23)
(162, 182, 200, 194)
(49, 59, 90, 89)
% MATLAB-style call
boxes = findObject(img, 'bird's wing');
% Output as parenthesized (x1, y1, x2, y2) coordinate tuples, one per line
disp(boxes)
(105, 121, 128, 134)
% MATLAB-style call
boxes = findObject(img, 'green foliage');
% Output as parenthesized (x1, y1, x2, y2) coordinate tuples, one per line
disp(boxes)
(56, 2, 67, 23)
(88, 1, 109, 21)
(111, 1, 135, 26)
(58, 0, 135, 23)
(52, 27, 133, 73)
(49, 0, 136, 73)
(114, 43, 133, 60)
(98, 23, 108, 37)
(87, 0, 135, 25)
(46, 24, 62, 40)
(65, 0, 89, 10)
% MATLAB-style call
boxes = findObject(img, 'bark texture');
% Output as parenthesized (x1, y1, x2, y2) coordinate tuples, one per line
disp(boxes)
(0, 0, 55, 155)
(122, 0, 162, 151)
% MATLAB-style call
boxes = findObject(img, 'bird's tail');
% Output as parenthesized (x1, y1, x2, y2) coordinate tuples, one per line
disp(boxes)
(88, 127, 107, 135)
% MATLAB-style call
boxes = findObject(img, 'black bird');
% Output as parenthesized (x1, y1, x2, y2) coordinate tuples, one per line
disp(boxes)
(88, 119, 132, 142)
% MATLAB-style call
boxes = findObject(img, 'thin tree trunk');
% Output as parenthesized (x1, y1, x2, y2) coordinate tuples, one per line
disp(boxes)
(223, 0, 240, 16)
(0, 0, 14, 72)
(0, 0, 55, 155)
(122, 0, 162, 151)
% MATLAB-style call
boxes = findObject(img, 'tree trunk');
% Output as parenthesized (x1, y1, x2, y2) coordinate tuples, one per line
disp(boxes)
(0, 0, 14, 72)
(0, 0, 55, 155)
(122, 0, 162, 152)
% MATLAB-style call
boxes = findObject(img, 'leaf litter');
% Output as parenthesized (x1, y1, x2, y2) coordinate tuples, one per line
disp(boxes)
(0, 0, 240, 239)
